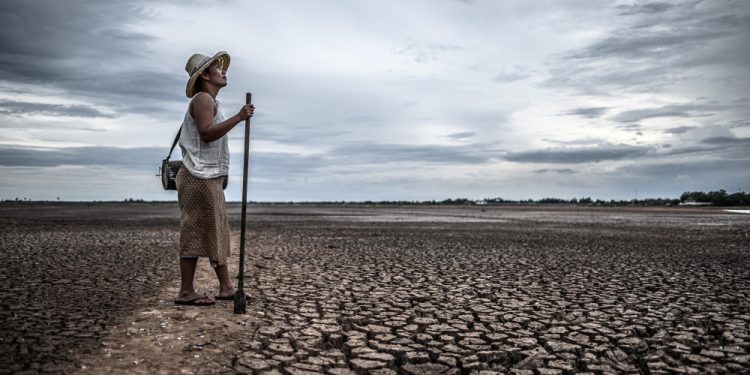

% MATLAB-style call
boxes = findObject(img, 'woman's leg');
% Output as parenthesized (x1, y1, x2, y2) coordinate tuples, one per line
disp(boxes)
(213, 264, 237, 298)
(175, 257, 213, 303)
(179, 257, 198, 295)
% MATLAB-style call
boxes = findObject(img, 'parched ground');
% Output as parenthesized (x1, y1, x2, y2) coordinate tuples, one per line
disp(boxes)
(1, 203, 749, 374)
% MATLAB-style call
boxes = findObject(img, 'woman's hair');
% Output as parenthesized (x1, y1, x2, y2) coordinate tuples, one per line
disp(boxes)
(193, 76, 204, 94)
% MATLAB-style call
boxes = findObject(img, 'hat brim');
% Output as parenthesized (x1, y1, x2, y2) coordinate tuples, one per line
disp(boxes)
(185, 51, 230, 98)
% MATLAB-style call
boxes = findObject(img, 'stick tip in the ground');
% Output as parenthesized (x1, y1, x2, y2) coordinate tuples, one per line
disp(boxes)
(233, 290, 246, 314)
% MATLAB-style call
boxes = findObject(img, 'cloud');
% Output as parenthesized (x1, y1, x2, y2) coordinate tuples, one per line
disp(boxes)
(547, 1, 750, 95)
(0, 143, 317, 172)
(617, 2, 674, 16)
(0, 141, 504, 181)
(651, 135, 750, 160)
(700, 136, 750, 146)
(446, 131, 475, 140)
(0, 0, 182, 117)
(391, 40, 463, 63)
(249, 152, 328, 178)
(504, 144, 652, 164)
(609, 103, 715, 123)
(494, 66, 530, 83)
(568, 6, 744, 61)
(542, 138, 609, 146)
(663, 126, 695, 134)
(618, 123, 642, 132)
(700, 137, 750, 153)
(616, 158, 750, 180)
(0, 145, 163, 168)
(0, 101, 112, 118)
(561, 107, 609, 119)
(728, 119, 750, 129)
(534, 168, 576, 174)
(0, 1, 151, 78)
(329, 142, 501, 165)
(1, 1, 748, 201)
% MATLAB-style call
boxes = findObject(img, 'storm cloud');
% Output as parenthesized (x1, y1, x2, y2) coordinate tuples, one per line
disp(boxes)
(0, 101, 112, 118)
(562, 107, 610, 119)
(328, 142, 502, 165)
(0, 145, 163, 168)
(504, 144, 652, 164)
(663, 126, 695, 134)
(0, 0, 183, 116)
(548, 0, 750, 98)
(0, 0, 748, 201)
(609, 103, 716, 123)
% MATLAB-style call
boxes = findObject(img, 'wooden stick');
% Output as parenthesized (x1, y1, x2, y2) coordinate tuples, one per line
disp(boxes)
(234, 92, 252, 314)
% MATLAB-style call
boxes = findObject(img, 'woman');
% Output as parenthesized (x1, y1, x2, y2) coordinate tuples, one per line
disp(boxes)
(174, 51, 254, 306)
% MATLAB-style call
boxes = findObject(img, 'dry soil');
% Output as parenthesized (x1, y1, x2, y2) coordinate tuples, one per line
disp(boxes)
(1, 203, 749, 374)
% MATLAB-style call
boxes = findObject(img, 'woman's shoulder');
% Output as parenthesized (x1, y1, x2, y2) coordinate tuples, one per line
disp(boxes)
(190, 92, 216, 106)
(189, 92, 218, 117)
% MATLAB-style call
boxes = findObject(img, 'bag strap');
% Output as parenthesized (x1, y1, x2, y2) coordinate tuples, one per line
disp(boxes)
(166, 127, 181, 159)
(167, 93, 218, 159)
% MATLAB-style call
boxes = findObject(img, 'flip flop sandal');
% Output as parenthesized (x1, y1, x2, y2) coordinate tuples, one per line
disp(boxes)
(174, 296, 215, 306)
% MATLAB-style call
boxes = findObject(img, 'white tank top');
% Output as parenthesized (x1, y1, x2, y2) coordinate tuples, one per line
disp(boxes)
(178, 94, 230, 179)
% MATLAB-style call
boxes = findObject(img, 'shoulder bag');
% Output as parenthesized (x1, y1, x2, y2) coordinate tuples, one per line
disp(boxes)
(159, 127, 228, 191)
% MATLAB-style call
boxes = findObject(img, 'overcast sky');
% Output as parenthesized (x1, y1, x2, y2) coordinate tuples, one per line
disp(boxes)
(1, 0, 748, 201)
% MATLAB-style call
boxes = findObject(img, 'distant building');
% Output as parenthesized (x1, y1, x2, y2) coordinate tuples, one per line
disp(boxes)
(679, 199, 711, 206)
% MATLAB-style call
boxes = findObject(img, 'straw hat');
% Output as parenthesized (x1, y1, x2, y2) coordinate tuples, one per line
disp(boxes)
(184, 51, 230, 98)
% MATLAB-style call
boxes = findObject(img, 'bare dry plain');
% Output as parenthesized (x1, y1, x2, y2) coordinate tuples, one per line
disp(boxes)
(1, 203, 749, 374)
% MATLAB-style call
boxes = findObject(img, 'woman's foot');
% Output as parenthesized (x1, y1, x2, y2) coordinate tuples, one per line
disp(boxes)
(215, 287, 237, 300)
(174, 291, 215, 306)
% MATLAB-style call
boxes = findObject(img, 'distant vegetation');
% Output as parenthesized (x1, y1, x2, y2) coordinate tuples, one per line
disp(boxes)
(680, 190, 750, 206)
(306, 189, 749, 206)
(469, 189, 748, 206)
(425, 196, 681, 206)
(2, 190, 748, 206)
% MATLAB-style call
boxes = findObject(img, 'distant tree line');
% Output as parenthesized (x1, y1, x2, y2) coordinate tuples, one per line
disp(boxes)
(680, 190, 750, 206)
(476, 196, 681, 206)
(276, 191, 745, 206)
(3, 190, 748, 206)
(479, 190, 748, 206)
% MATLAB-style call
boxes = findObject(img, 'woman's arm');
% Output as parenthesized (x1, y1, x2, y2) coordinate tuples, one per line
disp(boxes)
(192, 93, 254, 143)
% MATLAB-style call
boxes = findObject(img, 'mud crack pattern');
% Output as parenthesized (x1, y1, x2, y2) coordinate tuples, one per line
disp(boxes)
(2, 204, 749, 374)
(0, 204, 180, 373)
(238, 216, 750, 374)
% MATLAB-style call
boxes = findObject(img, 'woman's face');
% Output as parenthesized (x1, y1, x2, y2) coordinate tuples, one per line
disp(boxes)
(202, 61, 227, 87)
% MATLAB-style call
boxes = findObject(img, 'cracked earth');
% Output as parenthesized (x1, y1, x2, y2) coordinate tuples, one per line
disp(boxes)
(1, 204, 749, 374)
